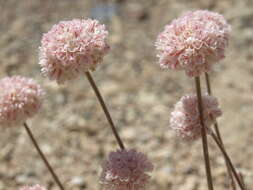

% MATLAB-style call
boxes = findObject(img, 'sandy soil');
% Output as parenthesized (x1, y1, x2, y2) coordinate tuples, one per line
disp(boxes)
(0, 0, 253, 189)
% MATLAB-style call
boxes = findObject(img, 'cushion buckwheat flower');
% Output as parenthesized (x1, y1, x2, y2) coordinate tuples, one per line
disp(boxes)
(39, 19, 110, 83)
(0, 76, 44, 127)
(100, 149, 154, 190)
(155, 10, 231, 77)
(20, 185, 46, 190)
(170, 94, 222, 140)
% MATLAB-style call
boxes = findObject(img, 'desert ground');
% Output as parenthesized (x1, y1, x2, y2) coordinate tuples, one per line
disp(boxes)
(0, 0, 253, 189)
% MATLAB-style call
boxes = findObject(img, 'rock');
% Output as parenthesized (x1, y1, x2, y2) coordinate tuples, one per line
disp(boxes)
(70, 176, 86, 188)
(179, 176, 198, 190)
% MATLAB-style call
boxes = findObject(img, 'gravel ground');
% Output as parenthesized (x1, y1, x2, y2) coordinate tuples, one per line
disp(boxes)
(0, 0, 253, 189)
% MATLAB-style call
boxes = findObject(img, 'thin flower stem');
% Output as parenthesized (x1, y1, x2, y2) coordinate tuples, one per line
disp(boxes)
(210, 131, 245, 190)
(204, 72, 212, 95)
(23, 122, 65, 190)
(195, 76, 214, 190)
(205, 73, 237, 190)
(239, 172, 247, 190)
(85, 72, 125, 150)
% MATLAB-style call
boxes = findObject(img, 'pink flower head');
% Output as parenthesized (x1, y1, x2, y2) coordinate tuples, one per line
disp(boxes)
(155, 10, 231, 77)
(39, 19, 110, 83)
(0, 76, 44, 127)
(100, 149, 154, 190)
(20, 185, 46, 190)
(170, 94, 222, 140)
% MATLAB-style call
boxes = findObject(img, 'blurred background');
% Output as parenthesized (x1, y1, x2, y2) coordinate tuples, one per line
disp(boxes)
(0, 0, 253, 189)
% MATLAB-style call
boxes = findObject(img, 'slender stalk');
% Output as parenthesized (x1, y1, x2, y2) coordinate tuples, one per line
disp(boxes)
(210, 131, 245, 190)
(205, 73, 237, 190)
(23, 122, 65, 190)
(204, 73, 212, 95)
(85, 72, 125, 150)
(239, 172, 246, 190)
(194, 76, 214, 190)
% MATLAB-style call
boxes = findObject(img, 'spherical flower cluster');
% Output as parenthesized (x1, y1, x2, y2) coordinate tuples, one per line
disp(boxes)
(0, 76, 44, 127)
(170, 94, 222, 140)
(100, 149, 154, 190)
(20, 185, 46, 190)
(155, 10, 231, 77)
(39, 18, 110, 83)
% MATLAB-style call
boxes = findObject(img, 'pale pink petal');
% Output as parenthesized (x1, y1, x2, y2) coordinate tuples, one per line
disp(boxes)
(155, 10, 231, 77)
(39, 19, 110, 84)
(100, 149, 154, 190)
(170, 94, 222, 140)
(0, 76, 45, 127)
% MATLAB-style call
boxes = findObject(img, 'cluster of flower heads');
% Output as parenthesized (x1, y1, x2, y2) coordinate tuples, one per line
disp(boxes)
(20, 185, 46, 190)
(0, 10, 231, 189)
(100, 149, 154, 190)
(0, 76, 44, 127)
(39, 19, 110, 84)
(155, 10, 231, 77)
(170, 94, 222, 140)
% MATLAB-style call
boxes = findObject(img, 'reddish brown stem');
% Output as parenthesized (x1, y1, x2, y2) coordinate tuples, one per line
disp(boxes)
(210, 131, 245, 190)
(85, 72, 125, 150)
(195, 76, 214, 190)
(205, 72, 237, 190)
(23, 122, 65, 190)
(239, 172, 247, 190)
